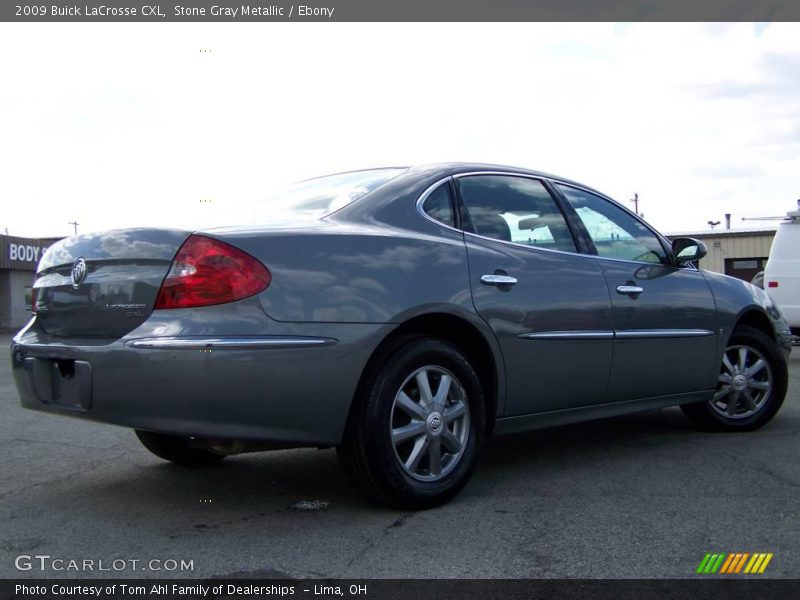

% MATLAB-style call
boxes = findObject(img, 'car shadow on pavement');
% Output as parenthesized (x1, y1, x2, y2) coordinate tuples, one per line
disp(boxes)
(474, 405, 752, 493)
(481, 406, 700, 466)
(47, 406, 710, 519)
(63, 444, 388, 520)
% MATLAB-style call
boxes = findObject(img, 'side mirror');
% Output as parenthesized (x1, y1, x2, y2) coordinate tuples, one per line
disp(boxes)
(672, 237, 707, 265)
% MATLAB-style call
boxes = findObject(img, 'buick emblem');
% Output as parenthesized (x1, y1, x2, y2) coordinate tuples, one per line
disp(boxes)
(71, 257, 87, 288)
(426, 412, 443, 436)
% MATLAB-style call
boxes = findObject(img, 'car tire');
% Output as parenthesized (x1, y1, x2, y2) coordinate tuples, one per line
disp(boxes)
(681, 325, 788, 431)
(135, 430, 226, 466)
(338, 337, 485, 509)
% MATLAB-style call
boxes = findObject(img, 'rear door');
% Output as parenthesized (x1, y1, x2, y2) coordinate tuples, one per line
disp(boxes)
(455, 174, 614, 416)
(555, 183, 718, 401)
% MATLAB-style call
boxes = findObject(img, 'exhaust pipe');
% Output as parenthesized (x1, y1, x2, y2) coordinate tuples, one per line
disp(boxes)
(190, 439, 309, 455)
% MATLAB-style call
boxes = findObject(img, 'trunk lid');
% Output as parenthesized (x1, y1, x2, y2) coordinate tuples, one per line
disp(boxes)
(34, 228, 189, 337)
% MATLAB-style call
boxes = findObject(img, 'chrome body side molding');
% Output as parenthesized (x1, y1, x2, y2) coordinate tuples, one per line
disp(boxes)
(126, 336, 336, 349)
(519, 329, 714, 341)
(518, 331, 614, 341)
(615, 329, 714, 339)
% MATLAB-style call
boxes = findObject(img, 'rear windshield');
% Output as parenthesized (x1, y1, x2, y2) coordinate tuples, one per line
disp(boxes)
(248, 168, 405, 223)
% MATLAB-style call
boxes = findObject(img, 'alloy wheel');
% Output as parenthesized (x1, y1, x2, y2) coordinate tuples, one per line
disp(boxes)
(710, 344, 773, 419)
(389, 365, 471, 482)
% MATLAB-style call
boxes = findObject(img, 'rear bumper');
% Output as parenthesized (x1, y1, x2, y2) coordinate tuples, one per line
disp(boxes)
(10, 304, 388, 446)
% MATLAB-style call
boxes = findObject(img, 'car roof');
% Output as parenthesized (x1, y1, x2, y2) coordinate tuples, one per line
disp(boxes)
(399, 162, 610, 198)
(299, 162, 607, 199)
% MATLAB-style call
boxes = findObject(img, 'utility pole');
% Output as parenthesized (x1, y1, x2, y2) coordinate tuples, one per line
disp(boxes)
(69, 220, 79, 235)
(629, 192, 640, 216)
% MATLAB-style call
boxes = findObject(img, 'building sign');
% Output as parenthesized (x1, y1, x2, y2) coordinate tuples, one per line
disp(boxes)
(0, 235, 63, 271)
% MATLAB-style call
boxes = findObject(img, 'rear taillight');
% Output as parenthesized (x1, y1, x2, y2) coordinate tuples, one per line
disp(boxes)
(768, 281, 779, 288)
(154, 234, 271, 310)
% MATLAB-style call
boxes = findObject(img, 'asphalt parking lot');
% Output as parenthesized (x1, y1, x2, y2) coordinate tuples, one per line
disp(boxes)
(1, 331, 799, 579)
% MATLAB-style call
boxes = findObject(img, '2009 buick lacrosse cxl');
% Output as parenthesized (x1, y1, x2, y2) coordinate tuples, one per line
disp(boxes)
(11, 163, 793, 508)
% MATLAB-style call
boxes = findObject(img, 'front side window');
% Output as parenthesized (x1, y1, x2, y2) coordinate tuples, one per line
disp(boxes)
(557, 184, 668, 265)
(457, 175, 576, 253)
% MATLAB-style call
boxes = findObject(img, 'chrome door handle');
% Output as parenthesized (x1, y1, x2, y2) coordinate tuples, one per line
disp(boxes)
(616, 285, 644, 295)
(481, 274, 518, 286)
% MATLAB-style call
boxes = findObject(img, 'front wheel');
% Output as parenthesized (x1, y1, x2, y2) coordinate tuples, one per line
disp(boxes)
(338, 337, 485, 509)
(135, 430, 226, 466)
(681, 325, 788, 431)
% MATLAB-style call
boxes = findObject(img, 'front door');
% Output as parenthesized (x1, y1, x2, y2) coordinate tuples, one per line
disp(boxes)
(555, 183, 718, 401)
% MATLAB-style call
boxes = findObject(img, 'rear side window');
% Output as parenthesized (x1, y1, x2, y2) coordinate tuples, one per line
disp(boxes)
(457, 175, 577, 253)
(422, 182, 456, 228)
(557, 184, 668, 264)
(198, 168, 407, 229)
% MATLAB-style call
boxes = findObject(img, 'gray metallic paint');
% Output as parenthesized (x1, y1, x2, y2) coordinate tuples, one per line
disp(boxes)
(702, 270, 793, 360)
(10, 163, 791, 445)
(463, 230, 615, 416)
(34, 228, 189, 337)
(597, 259, 718, 401)
(13, 298, 390, 445)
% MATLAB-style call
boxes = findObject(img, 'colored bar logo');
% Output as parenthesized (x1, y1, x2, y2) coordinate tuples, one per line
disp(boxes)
(696, 552, 773, 574)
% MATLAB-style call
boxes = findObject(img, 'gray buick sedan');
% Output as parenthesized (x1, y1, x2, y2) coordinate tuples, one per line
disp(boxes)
(11, 163, 793, 508)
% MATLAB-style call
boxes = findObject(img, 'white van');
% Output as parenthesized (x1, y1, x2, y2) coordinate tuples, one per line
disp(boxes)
(764, 202, 800, 335)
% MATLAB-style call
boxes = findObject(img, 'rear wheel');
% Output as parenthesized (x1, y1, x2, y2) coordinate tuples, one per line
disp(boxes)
(135, 430, 226, 466)
(338, 337, 484, 509)
(681, 326, 788, 431)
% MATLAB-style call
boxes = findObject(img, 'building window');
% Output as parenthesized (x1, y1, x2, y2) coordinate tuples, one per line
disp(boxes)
(732, 259, 760, 270)
(724, 257, 767, 282)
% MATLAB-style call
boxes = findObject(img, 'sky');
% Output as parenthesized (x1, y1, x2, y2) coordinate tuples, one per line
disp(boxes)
(1, 22, 799, 238)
